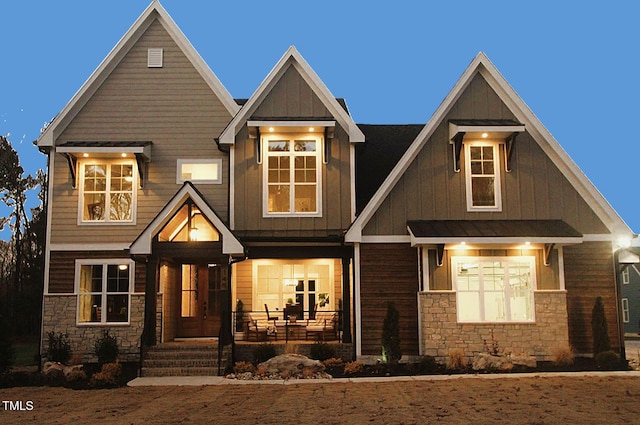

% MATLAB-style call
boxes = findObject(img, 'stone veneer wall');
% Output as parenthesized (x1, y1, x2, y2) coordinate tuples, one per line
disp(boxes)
(42, 294, 145, 363)
(419, 291, 569, 362)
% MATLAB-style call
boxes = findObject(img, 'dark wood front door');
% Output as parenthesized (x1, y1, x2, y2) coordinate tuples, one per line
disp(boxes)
(178, 264, 228, 337)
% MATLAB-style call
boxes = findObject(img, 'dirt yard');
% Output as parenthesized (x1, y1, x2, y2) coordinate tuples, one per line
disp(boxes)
(1, 374, 640, 424)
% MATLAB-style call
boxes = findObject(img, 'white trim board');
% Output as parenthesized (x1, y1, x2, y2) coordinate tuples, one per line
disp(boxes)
(37, 1, 238, 147)
(345, 52, 633, 243)
(218, 46, 365, 145)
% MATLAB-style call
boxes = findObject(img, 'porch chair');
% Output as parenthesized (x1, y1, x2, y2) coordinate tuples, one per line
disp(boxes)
(305, 311, 337, 341)
(264, 304, 280, 321)
(246, 312, 278, 341)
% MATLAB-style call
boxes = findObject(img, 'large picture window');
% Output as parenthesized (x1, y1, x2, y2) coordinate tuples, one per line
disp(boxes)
(253, 260, 333, 317)
(452, 256, 535, 322)
(80, 161, 135, 223)
(77, 260, 133, 324)
(465, 142, 501, 211)
(263, 134, 322, 216)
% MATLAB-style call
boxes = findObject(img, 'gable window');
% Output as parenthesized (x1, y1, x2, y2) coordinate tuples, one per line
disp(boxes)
(76, 260, 133, 324)
(80, 161, 136, 223)
(177, 159, 222, 184)
(452, 256, 535, 322)
(464, 142, 501, 211)
(622, 268, 630, 284)
(263, 133, 322, 216)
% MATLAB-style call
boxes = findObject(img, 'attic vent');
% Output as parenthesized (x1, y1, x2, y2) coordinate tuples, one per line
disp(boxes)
(147, 48, 163, 68)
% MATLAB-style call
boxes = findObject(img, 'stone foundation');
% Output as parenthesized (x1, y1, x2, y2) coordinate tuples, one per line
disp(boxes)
(419, 291, 569, 362)
(42, 294, 145, 363)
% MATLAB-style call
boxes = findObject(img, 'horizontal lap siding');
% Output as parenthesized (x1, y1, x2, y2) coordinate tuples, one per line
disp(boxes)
(360, 244, 419, 356)
(564, 242, 619, 354)
(48, 251, 144, 294)
(51, 19, 232, 245)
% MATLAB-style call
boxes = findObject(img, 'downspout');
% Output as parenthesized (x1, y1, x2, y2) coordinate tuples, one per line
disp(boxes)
(37, 145, 51, 371)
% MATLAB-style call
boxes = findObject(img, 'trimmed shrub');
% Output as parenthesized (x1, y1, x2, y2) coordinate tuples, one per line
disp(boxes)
(94, 330, 120, 364)
(595, 350, 620, 371)
(89, 362, 122, 388)
(46, 331, 72, 364)
(309, 342, 336, 361)
(416, 355, 439, 374)
(381, 301, 401, 363)
(252, 344, 276, 364)
(591, 296, 610, 355)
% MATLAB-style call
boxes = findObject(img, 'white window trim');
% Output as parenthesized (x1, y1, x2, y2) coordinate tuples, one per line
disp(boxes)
(262, 133, 323, 218)
(622, 298, 630, 323)
(623, 268, 630, 284)
(176, 159, 223, 184)
(251, 259, 334, 315)
(74, 258, 134, 326)
(464, 141, 502, 212)
(452, 255, 536, 323)
(77, 159, 137, 225)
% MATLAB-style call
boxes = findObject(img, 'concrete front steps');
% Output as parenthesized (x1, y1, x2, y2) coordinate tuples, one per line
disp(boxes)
(141, 340, 231, 377)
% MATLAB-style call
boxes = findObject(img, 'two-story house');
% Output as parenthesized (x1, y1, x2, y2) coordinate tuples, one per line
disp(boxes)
(37, 1, 636, 372)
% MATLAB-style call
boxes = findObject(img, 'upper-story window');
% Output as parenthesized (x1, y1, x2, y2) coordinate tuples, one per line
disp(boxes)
(465, 141, 501, 211)
(177, 159, 222, 184)
(79, 160, 136, 223)
(263, 133, 322, 217)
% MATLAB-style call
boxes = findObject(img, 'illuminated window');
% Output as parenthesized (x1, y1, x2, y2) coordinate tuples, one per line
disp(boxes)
(177, 159, 222, 184)
(452, 256, 535, 322)
(464, 142, 501, 211)
(76, 260, 132, 324)
(253, 260, 333, 317)
(263, 134, 322, 216)
(80, 161, 135, 223)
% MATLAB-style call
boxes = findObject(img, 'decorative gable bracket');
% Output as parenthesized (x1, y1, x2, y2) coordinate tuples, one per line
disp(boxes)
(543, 243, 554, 266)
(449, 120, 525, 173)
(57, 141, 152, 189)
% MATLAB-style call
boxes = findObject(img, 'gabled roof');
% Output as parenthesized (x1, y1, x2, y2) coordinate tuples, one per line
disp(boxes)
(355, 124, 423, 213)
(37, 0, 239, 147)
(346, 52, 633, 242)
(218, 46, 365, 145)
(129, 182, 245, 256)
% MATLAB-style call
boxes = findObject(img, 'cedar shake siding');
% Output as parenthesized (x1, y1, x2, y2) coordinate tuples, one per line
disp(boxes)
(360, 244, 419, 356)
(362, 74, 608, 237)
(50, 19, 233, 245)
(564, 241, 620, 354)
(47, 250, 145, 294)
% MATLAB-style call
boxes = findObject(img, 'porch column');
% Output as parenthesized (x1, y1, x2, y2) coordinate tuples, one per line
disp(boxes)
(341, 255, 352, 343)
(142, 255, 159, 347)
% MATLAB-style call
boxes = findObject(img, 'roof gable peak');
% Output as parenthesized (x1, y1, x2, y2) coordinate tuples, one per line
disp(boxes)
(38, 1, 238, 147)
(218, 45, 365, 144)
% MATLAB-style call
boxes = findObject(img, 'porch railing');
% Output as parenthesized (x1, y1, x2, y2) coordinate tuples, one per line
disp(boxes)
(234, 309, 342, 342)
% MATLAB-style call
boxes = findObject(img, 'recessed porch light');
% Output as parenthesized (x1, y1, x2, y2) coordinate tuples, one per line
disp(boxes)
(481, 133, 488, 138)
(83, 153, 89, 157)
(308, 127, 314, 132)
(268, 127, 274, 132)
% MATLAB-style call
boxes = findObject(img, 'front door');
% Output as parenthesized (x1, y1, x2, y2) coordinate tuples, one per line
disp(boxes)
(178, 264, 228, 337)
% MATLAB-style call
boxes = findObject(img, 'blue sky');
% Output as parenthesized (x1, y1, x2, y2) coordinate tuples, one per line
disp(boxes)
(1, 1, 638, 239)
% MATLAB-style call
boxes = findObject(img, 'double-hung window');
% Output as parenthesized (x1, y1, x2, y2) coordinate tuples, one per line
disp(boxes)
(465, 142, 501, 211)
(263, 134, 322, 216)
(77, 260, 133, 324)
(80, 161, 135, 223)
(453, 256, 535, 322)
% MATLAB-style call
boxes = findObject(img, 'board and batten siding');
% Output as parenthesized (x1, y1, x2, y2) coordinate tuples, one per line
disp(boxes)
(232, 65, 353, 233)
(50, 19, 233, 245)
(362, 73, 608, 237)
(359, 244, 420, 356)
(563, 241, 620, 354)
